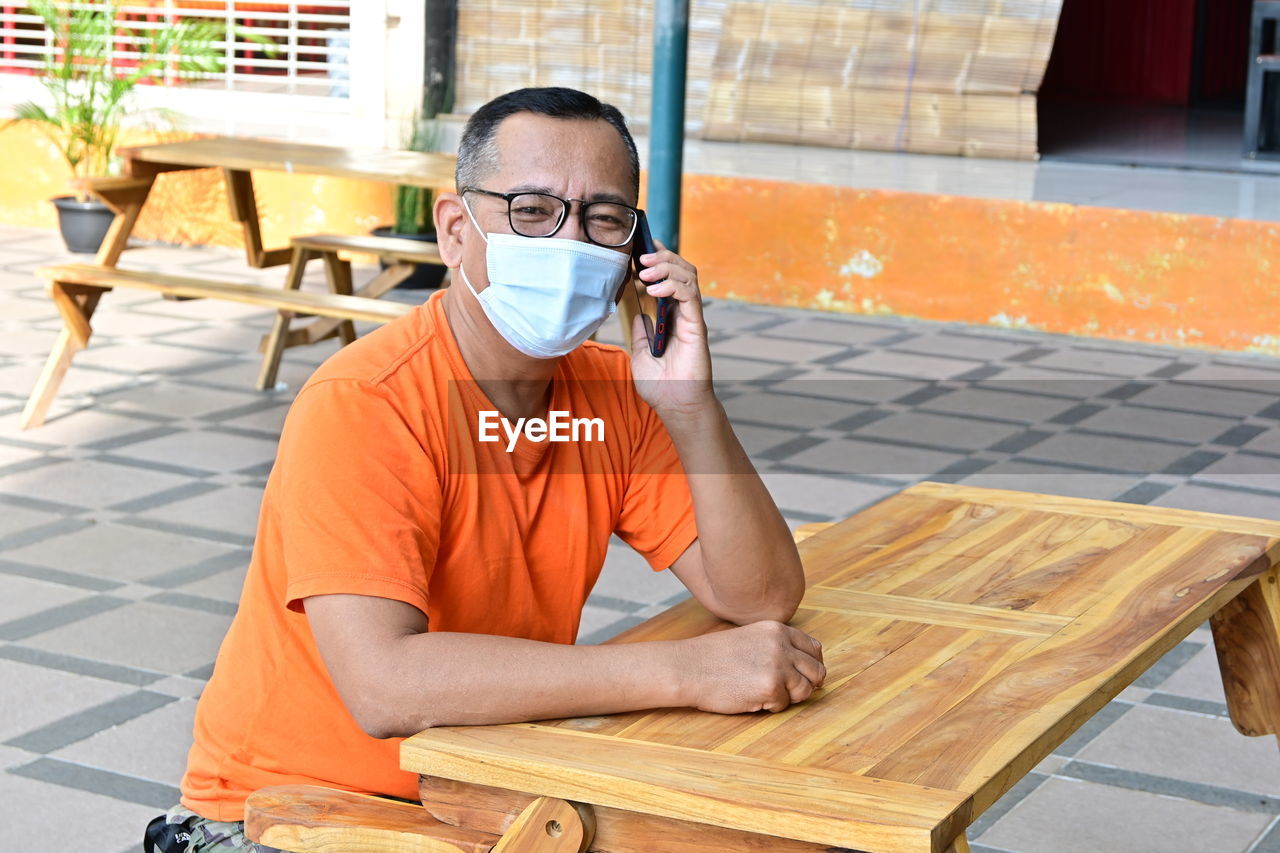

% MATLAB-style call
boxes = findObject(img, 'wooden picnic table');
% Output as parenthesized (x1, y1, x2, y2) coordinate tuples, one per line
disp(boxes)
(248, 481, 1280, 853)
(20, 137, 456, 429)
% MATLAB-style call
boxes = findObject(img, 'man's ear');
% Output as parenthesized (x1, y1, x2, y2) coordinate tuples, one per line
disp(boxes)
(433, 192, 468, 268)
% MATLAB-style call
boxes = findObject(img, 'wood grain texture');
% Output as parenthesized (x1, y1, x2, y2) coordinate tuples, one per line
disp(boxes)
(406, 483, 1280, 853)
(489, 797, 593, 853)
(37, 264, 412, 325)
(244, 785, 498, 853)
(1213, 566, 1280, 743)
(405, 725, 970, 852)
(122, 137, 458, 190)
(293, 233, 445, 265)
(420, 777, 854, 853)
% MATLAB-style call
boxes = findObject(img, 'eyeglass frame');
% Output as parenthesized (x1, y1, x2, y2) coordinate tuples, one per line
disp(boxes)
(459, 186, 640, 248)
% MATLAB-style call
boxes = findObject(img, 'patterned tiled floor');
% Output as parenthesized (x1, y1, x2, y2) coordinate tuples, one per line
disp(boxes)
(1, 223, 1279, 852)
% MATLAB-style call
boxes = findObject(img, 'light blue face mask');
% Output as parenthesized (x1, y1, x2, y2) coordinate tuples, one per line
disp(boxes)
(459, 202, 630, 359)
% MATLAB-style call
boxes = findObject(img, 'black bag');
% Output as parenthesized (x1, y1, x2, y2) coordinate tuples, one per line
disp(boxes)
(143, 813, 194, 853)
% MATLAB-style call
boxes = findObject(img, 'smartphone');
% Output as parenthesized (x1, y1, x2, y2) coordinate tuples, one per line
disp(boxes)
(630, 210, 675, 357)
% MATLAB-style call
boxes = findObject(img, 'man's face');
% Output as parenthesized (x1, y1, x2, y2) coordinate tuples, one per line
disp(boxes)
(455, 112, 637, 292)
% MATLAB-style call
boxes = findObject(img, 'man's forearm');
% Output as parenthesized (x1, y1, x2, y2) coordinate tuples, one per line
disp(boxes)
(364, 632, 687, 737)
(663, 402, 806, 623)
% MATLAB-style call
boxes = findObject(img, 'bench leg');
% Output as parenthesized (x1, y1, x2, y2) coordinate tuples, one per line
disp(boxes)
(21, 283, 104, 429)
(320, 251, 358, 345)
(257, 246, 313, 391)
(77, 176, 154, 268)
(490, 796, 593, 853)
(944, 834, 971, 853)
(298, 260, 416, 346)
(1212, 565, 1280, 747)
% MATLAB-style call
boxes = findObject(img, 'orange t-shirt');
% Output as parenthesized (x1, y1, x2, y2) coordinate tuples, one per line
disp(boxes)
(180, 291, 697, 821)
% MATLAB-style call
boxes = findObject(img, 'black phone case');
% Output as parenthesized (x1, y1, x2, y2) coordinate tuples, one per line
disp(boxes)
(633, 210, 674, 357)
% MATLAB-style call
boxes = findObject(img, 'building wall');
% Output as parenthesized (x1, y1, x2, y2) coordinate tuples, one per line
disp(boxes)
(453, 0, 1062, 159)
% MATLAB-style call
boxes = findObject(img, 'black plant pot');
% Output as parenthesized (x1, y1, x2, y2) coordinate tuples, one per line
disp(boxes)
(371, 227, 448, 290)
(52, 195, 115, 255)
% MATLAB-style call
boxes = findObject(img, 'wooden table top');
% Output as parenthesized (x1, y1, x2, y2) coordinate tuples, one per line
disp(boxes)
(120, 137, 458, 189)
(402, 482, 1280, 853)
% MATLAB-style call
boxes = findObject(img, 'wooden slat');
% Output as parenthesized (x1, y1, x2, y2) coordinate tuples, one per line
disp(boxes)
(121, 137, 458, 190)
(293, 233, 444, 265)
(798, 587, 1071, 637)
(244, 785, 498, 853)
(37, 264, 412, 326)
(404, 725, 971, 853)
(906, 481, 1280, 539)
(1212, 565, 1280, 742)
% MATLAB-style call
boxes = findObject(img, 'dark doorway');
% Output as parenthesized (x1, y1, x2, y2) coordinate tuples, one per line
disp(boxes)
(1038, 0, 1252, 170)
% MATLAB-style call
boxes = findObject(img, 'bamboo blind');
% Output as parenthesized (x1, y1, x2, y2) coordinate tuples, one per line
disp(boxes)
(453, 0, 1062, 159)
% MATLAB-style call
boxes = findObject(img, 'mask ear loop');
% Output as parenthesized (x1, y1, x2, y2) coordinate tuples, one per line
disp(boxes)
(457, 196, 490, 296)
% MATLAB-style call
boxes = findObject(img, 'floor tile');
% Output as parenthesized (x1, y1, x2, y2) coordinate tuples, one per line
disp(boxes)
(761, 318, 894, 346)
(1019, 432, 1191, 474)
(711, 335, 848, 364)
(0, 573, 92, 623)
(1127, 383, 1277, 418)
(0, 327, 59, 356)
(919, 387, 1081, 424)
(74, 342, 236, 375)
(959, 461, 1141, 500)
(0, 409, 165, 448)
(889, 332, 1034, 362)
(23, 601, 233, 674)
(1075, 704, 1280, 795)
(4, 523, 239, 584)
(136, 485, 264, 538)
(0, 658, 133, 742)
(590, 542, 689, 606)
(832, 350, 984, 379)
(1024, 348, 1175, 377)
(1074, 405, 1237, 444)
(0, 769, 160, 853)
(1152, 482, 1280, 518)
(724, 391, 864, 430)
(54, 697, 196, 786)
(0, 503, 60, 538)
(111, 429, 278, 475)
(784, 437, 965, 478)
(0, 458, 198, 510)
(975, 776, 1269, 853)
(172, 565, 250, 603)
(852, 412, 1025, 452)
(1157, 644, 1229, 705)
(760, 471, 896, 517)
(96, 381, 259, 420)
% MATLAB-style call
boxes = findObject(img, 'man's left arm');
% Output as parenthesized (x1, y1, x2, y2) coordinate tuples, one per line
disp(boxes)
(630, 243, 806, 625)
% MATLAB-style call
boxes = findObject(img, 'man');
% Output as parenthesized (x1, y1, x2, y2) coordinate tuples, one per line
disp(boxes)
(147, 87, 825, 852)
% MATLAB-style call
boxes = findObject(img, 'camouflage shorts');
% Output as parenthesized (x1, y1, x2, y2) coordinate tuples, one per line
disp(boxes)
(148, 804, 287, 853)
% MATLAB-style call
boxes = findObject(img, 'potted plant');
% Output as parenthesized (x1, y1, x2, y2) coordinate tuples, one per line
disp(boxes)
(10, 0, 245, 254)
(372, 114, 449, 290)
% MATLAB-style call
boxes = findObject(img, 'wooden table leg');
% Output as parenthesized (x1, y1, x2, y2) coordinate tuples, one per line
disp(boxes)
(292, 260, 416, 346)
(944, 834, 971, 853)
(321, 250, 359, 345)
(491, 797, 594, 853)
(1212, 564, 1280, 747)
(74, 175, 155, 268)
(256, 244, 314, 390)
(223, 168, 293, 269)
(20, 282, 105, 429)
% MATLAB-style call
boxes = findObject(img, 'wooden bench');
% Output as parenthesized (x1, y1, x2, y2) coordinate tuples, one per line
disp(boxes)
(20, 263, 413, 430)
(245, 483, 1280, 853)
(256, 233, 445, 390)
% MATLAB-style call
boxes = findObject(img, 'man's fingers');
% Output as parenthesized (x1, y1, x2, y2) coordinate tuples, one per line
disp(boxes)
(629, 312, 650, 354)
(790, 648, 827, 690)
(786, 626, 824, 664)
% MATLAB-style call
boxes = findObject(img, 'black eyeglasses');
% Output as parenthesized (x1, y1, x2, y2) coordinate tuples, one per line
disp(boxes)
(461, 187, 639, 248)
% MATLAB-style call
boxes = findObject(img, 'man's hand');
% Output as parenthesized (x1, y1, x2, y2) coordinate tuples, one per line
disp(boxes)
(629, 240, 714, 422)
(676, 621, 827, 714)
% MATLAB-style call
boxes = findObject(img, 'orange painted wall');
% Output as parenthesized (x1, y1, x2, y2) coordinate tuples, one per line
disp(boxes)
(6, 125, 1278, 354)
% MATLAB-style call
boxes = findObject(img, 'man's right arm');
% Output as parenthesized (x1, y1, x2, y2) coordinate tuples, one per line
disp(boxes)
(305, 593, 827, 738)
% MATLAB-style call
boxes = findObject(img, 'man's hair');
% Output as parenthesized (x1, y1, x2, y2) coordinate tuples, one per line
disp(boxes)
(455, 87, 640, 197)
